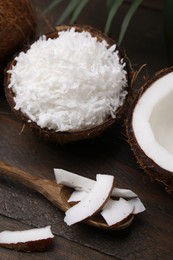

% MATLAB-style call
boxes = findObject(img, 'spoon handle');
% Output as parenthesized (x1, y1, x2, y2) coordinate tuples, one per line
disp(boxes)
(0, 161, 41, 189)
(0, 161, 70, 212)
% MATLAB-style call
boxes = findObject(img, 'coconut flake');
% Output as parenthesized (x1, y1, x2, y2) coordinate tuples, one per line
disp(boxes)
(128, 197, 146, 214)
(101, 198, 134, 226)
(8, 28, 127, 132)
(111, 187, 137, 198)
(0, 226, 54, 244)
(54, 168, 94, 192)
(68, 190, 87, 203)
(64, 174, 114, 225)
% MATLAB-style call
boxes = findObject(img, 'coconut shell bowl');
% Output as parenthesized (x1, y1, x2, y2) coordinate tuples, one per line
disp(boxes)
(4, 24, 132, 144)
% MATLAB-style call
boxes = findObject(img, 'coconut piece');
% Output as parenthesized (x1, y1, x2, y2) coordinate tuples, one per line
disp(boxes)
(128, 197, 146, 214)
(126, 67, 173, 193)
(0, 226, 54, 252)
(54, 168, 94, 192)
(111, 187, 137, 198)
(101, 198, 134, 226)
(54, 168, 137, 198)
(5, 24, 131, 144)
(64, 174, 114, 226)
(68, 190, 87, 203)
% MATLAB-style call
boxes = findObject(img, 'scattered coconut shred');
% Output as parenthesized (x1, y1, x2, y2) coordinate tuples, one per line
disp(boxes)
(8, 28, 127, 132)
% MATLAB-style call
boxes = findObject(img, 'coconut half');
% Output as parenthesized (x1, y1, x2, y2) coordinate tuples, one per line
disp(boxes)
(0, 226, 54, 252)
(0, 0, 36, 69)
(5, 24, 132, 144)
(126, 67, 173, 193)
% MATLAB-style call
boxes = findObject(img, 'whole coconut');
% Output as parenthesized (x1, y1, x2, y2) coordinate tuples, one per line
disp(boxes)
(0, 0, 36, 69)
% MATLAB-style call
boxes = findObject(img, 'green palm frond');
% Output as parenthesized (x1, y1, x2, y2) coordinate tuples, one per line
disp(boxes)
(70, 0, 89, 24)
(43, 0, 62, 15)
(118, 0, 143, 44)
(104, 0, 124, 34)
(57, 0, 81, 24)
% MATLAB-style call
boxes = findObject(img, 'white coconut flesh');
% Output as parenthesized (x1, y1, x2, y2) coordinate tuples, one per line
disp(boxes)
(54, 168, 137, 198)
(54, 169, 145, 227)
(132, 71, 173, 172)
(8, 28, 128, 132)
(68, 190, 87, 203)
(64, 174, 114, 226)
(127, 197, 146, 214)
(0, 226, 54, 244)
(54, 168, 94, 192)
(101, 198, 134, 226)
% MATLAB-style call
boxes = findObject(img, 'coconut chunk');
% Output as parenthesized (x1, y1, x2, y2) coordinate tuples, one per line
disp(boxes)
(68, 190, 87, 203)
(54, 168, 94, 192)
(111, 188, 137, 198)
(0, 226, 54, 252)
(101, 198, 134, 226)
(128, 197, 146, 214)
(64, 174, 114, 226)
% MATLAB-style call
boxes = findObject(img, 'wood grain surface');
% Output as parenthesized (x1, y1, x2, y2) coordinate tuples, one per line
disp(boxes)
(0, 1, 173, 259)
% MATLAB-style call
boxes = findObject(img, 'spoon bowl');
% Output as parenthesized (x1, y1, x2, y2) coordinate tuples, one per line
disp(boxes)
(0, 161, 134, 230)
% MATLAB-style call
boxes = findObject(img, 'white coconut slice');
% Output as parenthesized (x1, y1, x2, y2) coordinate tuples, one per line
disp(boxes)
(128, 197, 146, 214)
(111, 188, 137, 198)
(54, 168, 94, 192)
(64, 174, 114, 226)
(0, 226, 54, 252)
(54, 168, 137, 198)
(68, 190, 87, 203)
(101, 198, 134, 226)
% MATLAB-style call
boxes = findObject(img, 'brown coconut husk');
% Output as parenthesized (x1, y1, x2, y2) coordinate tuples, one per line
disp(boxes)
(0, 0, 36, 69)
(125, 66, 173, 194)
(4, 25, 133, 144)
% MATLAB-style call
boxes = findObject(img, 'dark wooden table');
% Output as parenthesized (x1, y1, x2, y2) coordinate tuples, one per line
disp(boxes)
(0, 1, 173, 259)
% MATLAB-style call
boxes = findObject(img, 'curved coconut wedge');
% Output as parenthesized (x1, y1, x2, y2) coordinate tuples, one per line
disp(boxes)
(126, 67, 173, 194)
(0, 226, 54, 252)
(0, 161, 134, 231)
(64, 174, 114, 226)
(5, 24, 132, 144)
(54, 168, 137, 198)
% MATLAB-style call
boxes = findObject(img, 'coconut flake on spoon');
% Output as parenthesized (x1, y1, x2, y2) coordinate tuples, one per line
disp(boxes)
(54, 168, 146, 227)
(64, 174, 114, 226)
(0, 226, 54, 252)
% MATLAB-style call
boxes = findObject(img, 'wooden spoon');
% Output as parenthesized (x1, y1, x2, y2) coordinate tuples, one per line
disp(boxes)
(0, 161, 134, 230)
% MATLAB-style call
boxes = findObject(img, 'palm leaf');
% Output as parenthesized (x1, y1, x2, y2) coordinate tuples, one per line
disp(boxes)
(164, 0, 173, 64)
(118, 0, 143, 44)
(104, 0, 124, 34)
(70, 0, 89, 24)
(43, 0, 62, 15)
(106, 0, 117, 10)
(57, 0, 81, 25)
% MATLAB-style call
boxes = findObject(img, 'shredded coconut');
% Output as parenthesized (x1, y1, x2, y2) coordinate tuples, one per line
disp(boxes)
(8, 28, 128, 131)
